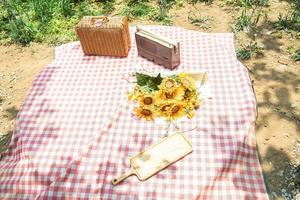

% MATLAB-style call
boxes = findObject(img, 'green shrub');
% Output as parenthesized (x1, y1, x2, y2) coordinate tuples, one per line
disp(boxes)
(157, 0, 170, 20)
(121, 1, 152, 20)
(35, 14, 78, 44)
(9, 18, 35, 44)
(101, 0, 115, 14)
(148, 0, 174, 25)
(0, 4, 9, 43)
(76, 1, 95, 17)
(31, 0, 56, 23)
(59, 0, 74, 17)
(1, 0, 35, 44)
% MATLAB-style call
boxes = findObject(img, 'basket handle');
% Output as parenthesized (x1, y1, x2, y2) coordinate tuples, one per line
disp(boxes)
(91, 16, 109, 28)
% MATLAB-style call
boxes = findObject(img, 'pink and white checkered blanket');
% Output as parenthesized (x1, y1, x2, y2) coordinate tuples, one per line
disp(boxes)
(0, 26, 268, 199)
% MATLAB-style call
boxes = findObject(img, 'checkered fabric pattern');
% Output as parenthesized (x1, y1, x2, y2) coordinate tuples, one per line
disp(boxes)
(0, 26, 268, 199)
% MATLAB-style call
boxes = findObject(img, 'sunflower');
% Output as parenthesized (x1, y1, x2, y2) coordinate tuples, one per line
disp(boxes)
(188, 98, 201, 109)
(135, 106, 155, 121)
(156, 86, 185, 101)
(139, 93, 156, 106)
(159, 78, 178, 92)
(183, 89, 198, 101)
(167, 102, 186, 121)
(179, 73, 196, 91)
(156, 101, 173, 117)
(128, 85, 145, 101)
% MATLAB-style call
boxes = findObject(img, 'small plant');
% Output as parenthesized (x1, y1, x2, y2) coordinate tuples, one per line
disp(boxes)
(237, 48, 251, 60)
(188, 12, 212, 29)
(157, 0, 170, 20)
(231, 0, 269, 32)
(149, 1, 168, 21)
(291, 48, 300, 62)
(148, 0, 174, 25)
(274, 0, 300, 32)
(237, 41, 263, 60)
(232, 10, 251, 32)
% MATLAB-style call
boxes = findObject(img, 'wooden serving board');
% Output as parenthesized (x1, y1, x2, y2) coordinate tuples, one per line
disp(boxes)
(112, 132, 193, 185)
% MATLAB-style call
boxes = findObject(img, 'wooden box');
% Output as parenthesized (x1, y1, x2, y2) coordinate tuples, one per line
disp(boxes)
(135, 26, 180, 69)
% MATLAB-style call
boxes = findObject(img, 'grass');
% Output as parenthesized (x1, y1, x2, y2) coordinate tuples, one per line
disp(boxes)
(0, 0, 180, 45)
(0, 0, 109, 45)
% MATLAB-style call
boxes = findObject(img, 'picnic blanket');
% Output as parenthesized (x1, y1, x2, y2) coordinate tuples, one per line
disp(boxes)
(0, 26, 268, 199)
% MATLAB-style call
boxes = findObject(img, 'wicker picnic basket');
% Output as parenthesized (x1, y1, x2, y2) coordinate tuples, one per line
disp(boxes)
(76, 16, 131, 57)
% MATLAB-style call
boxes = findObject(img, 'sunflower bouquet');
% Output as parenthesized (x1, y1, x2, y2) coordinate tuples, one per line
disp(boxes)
(128, 72, 201, 122)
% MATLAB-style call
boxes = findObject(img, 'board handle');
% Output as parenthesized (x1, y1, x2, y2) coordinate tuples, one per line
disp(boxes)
(112, 171, 134, 185)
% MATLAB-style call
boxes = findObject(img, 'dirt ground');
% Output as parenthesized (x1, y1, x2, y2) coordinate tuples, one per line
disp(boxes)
(0, 0, 299, 199)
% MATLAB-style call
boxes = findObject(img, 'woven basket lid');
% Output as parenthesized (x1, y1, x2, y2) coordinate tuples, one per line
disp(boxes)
(76, 16, 127, 29)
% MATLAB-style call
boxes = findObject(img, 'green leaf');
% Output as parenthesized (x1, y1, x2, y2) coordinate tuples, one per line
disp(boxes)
(136, 72, 163, 91)
(136, 72, 150, 86)
(152, 73, 163, 85)
(147, 79, 159, 91)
